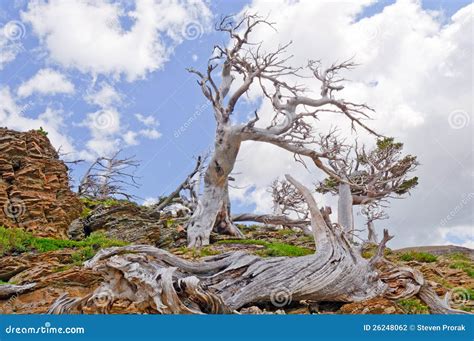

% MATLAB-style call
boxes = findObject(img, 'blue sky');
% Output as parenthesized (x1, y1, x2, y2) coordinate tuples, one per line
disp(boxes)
(0, 0, 472, 247)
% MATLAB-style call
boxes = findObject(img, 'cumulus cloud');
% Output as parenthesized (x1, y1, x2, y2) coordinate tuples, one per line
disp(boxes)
(17, 68, 75, 97)
(230, 0, 473, 248)
(123, 130, 139, 146)
(21, 0, 212, 81)
(81, 108, 122, 156)
(138, 128, 161, 139)
(82, 85, 162, 152)
(85, 82, 122, 108)
(0, 87, 76, 155)
(135, 113, 158, 126)
(0, 24, 22, 70)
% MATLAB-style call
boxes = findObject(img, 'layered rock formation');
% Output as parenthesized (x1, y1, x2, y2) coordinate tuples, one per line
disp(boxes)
(68, 202, 189, 247)
(0, 128, 82, 238)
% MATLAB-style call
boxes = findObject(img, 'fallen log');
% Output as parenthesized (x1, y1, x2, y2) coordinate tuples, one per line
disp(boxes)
(48, 175, 470, 315)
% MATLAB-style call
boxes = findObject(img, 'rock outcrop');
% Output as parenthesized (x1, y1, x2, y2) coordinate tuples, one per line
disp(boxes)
(68, 202, 165, 245)
(0, 128, 82, 238)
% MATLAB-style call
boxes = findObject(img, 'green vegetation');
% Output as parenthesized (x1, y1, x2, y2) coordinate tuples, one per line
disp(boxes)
(0, 226, 127, 257)
(361, 244, 392, 259)
(199, 246, 221, 257)
(36, 126, 48, 136)
(449, 253, 470, 261)
(276, 229, 296, 236)
(394, 176, 419, 195)
(376, 137, 403, 150)
(238, 224, 260, 231)
(71, 246, 96, 264)
(447, 253, 474, 278)
(399, 251, 437, 263)
(397, 298, 429, 314)
(315, 176, 338, 193)
(449, 260, 474, 279)
(177, 246, 221, 258)
(217, 239, 313, 257)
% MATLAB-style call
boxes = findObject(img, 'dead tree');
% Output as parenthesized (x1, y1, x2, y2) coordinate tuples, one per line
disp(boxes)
(48, 175, 469, 315)
(155, 155, 206, 212)
(316, 136, 418, 240)
(186, 14, 380, 247)
(361, 203, 388, 243)
(230, 179, 311, 231)
(78, 150, 140, 200)
(270, 179, 309, 220)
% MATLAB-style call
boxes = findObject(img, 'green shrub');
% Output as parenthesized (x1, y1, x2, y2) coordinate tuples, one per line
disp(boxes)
(217, 239, 313, 257)
(71, 246, 96, 264)
(0, 226, 126, 257)
(450, 261, 474, 278)
(399, 251, 437, 263)
(276, 229, 296, 236)
(398, 298, 429, 314)
(37, 126, 48, 136)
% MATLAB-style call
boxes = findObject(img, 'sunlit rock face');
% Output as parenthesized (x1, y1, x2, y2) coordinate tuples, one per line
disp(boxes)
(0, 128, 82, 238)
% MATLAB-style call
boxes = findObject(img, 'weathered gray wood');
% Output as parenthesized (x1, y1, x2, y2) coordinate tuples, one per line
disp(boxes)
(48, 176, 469, 315)
(0, 283, 36, 299)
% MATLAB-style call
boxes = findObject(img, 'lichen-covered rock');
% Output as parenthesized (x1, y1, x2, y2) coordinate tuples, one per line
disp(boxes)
(0, 128, 82, 238)
(69, 202, 164, 245)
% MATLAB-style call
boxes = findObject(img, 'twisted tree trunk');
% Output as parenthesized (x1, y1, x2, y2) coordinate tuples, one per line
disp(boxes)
(367, 221, 378, 243)
(49, 175, 469, 315)
(338, 183, 354, 237)
(186, 126, 243, 247)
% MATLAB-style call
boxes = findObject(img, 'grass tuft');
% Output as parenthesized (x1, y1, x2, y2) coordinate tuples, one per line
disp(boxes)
(399, 251, 437, 263)
(0, 226, 127, 257)
(397, 298, 429, 314)
(217, 239, 313, 257)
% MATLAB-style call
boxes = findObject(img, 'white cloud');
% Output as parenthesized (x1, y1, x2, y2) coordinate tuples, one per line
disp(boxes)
(428, 225, 474, 249)
(0, 27, 22, 70)
(123, 130, 139, 146)
(17, 68, 75, 97)
(85, 82, 121, 108)
(135, 113, 158, 126)
(0, 87, 76, 156)
(80, 108, 122, 156)
(230, 0, 473, 248)
(21, 0, 212, 81)
(143, 197, 159, 206)
(139, 128, 161, 139)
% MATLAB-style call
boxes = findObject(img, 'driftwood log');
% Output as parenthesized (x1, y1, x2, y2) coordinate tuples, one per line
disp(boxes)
(48, 176, 469, 315)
